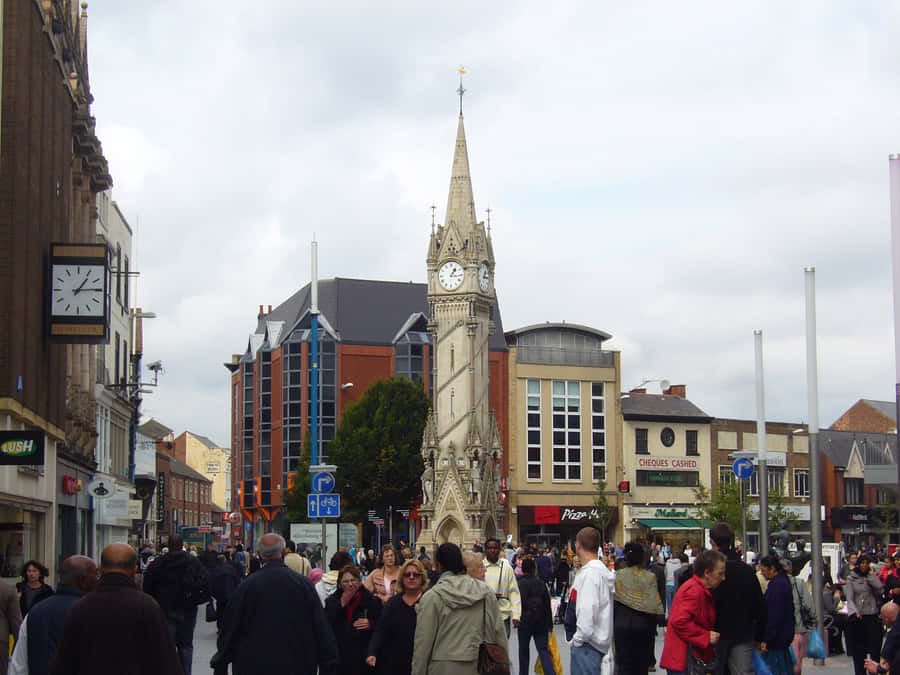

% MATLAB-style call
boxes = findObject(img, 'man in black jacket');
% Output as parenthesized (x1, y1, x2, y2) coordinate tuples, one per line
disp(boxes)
(211, 533, 338, 675)
(710, 522, 766, 675)
(142, 534, 209, 675)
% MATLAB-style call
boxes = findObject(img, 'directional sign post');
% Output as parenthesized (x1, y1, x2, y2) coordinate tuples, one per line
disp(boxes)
(733, 458, 754, 480)
(308, 493, 341, 519)
(312, 472, 335, 494)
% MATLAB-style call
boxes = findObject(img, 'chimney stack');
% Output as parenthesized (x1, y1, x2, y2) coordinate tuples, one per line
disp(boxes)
(258, 304, 265, 319)
(664, 384, 687, 397)
(268, 305, 272, 313)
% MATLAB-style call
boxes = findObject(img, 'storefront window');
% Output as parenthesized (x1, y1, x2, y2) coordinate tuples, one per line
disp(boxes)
(0, 506, 45, 582)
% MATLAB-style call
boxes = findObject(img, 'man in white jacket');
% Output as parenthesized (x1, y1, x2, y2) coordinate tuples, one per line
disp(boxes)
(565, 526, 614, 675)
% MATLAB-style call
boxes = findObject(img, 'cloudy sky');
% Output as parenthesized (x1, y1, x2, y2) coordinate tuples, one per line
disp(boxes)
(85, 1, 900, 446)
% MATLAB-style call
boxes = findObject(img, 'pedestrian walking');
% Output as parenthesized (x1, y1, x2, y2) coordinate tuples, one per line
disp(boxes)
(660, 549, 724, 675)
(367, 559, 427, 675)
(317, 551, 355, 607)
(482, 537, 521, 637)
(412, 542, 507, 674)
(758, 554, 798, 675)
(784, 558, 816, 674)
(326, 565, 381, 675)
(463, 551, 485, 581)
(48, 543, 181, 675)
(284, 540, 312, 576)
(141, 534, 210, 675)
(363, 545, 401, 605)
(10, 555, 96, 675)
(708, 522, 766, 675)
(565, 526, 615, 675)
(614, 542, 664, 675)
(518, 557, 557, 675)
(208, 554, 240, 633)
(17, 561, 54, 617)
(211, 534, 338, 675)
(846, 554, 885, 675)
(0, 575, 22, 675)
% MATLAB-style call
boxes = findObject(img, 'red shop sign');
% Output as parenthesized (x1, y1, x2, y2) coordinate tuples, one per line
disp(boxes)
(62, 475, 80, 494)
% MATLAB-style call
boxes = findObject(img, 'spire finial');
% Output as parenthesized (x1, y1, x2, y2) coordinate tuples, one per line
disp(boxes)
(431, 204, 437, 232)
(486, 207, 492, 235)
(457, 66, 467, 115)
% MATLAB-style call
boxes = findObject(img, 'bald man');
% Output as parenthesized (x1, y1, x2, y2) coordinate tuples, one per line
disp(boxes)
(49, 544, 182, 675)
(10, 555, 96, 675)
(212, 534, 338, 674)
(463, 551, 485, 581)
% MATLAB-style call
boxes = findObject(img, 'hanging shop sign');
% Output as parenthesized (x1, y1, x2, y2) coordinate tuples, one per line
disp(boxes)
(157, 473, 166, 523)
(86, 474, 117, 499)
(0, 431, 45, 466)
(47, 242, 109, 344)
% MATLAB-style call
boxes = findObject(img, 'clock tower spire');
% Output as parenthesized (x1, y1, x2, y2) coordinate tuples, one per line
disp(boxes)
(418, 81, 502, 551)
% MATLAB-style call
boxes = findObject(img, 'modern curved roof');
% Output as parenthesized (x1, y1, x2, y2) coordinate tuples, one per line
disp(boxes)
(505, 322, 612, 342)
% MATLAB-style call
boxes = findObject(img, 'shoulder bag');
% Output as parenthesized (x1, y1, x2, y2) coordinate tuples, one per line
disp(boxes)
(477, 598, 510, 674)
(685, 648, 716, 675)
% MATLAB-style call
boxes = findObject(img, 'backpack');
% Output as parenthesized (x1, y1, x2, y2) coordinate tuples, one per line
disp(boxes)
(183, 560, 211, 606)
(523, 582, 547, 625)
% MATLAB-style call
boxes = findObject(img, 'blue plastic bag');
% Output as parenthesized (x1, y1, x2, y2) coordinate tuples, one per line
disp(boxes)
(807, 628, 826, 660)
(753, 650, 773, 675)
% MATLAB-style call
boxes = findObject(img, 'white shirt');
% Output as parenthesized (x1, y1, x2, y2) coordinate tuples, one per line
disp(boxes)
(569, 558, 615, 655)
(9, 615, 28, 675)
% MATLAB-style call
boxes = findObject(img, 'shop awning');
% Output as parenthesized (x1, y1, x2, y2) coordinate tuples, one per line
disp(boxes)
(636, 518, 704, 530)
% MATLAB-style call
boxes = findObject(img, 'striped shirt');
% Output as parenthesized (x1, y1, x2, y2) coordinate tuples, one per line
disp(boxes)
(483, 557, 521, 621)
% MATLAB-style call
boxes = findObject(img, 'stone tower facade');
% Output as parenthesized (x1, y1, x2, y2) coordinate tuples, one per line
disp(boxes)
(416, 113, 503, 549)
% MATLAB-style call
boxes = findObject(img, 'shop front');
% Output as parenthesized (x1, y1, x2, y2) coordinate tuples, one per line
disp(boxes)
(831, 506, 898, 548)
(92, 473, 134, 551)
(625, 505, 707, 551)
(516, 504, 619, 550)
(55, 459, 94, 571)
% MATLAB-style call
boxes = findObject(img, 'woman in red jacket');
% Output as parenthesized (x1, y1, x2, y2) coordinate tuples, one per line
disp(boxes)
(660, 550, 726, 675)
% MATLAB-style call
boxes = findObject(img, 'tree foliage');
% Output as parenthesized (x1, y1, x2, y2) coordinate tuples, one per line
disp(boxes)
(694, 481, 743, 534)
(282, 430, 313, 523)
(592, 480, 615, 542)
(326, 377, 431, 523)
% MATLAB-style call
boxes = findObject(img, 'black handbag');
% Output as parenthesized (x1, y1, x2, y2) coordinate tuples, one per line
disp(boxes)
(205, 599, 217, 622)
(477, 598, 510, 674)
(685, 648, 716, 675)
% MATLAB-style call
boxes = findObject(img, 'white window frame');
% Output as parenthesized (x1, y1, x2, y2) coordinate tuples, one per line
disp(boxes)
(525, 379, 542, 481)
(591, 382, 606, 482)
(793, 468, 810, 498)
(718, 465, 735, 487)
(551, 380, 582, 481)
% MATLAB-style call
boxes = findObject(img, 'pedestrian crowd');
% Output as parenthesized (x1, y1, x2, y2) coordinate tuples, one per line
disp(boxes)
(0, 524, 895, 675)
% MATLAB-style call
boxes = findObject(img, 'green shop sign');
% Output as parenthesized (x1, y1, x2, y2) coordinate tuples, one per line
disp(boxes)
(654, 507, 689, 518)
(0, 430, 44, 466)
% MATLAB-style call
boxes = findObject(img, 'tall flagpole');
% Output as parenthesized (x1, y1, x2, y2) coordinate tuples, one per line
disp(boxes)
(755, 330, 769, 553)
(889, 156, 900, 529)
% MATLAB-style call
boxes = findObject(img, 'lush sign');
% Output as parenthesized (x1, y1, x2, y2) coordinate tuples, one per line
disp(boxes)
(0, 431, 44, 466)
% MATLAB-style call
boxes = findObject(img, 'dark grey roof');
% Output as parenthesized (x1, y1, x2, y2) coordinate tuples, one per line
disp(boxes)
(862, 399, 896, 423)
(247, 277, 507, 352)
(160, 452, 212, 484)
(817, 429, 897, 469)
(186, 432, 222, 449)
(137, 418, 173, 440)
(620, 394, 712, 423)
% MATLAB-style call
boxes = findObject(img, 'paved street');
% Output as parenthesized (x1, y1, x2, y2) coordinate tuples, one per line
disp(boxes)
(193, 615, 853, 674)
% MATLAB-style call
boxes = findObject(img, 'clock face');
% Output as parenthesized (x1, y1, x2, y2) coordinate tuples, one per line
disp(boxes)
(478, 263, 490, 291)
(51, 264, 105, 317)
(438, 261, 464, 290)
(660, 427, 675, 448)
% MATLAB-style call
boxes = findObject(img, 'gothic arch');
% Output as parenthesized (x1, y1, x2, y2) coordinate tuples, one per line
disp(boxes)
(483, 516, 497, 541)
(436, 516, 464, 546)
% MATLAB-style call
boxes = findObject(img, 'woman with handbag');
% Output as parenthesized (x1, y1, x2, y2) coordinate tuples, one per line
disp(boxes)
(412, 542, 508, 675)
(783, 559, 816, 673)
(845, 554, 885, 675)
(759, 554, 798, 675)
(615, 542, 665, 675)
(660, 549, 725, 675)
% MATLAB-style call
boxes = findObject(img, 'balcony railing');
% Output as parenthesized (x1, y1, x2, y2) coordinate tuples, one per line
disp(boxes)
(516, 345, 615, 368)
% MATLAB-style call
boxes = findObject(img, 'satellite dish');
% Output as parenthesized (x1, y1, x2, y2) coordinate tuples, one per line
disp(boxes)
(660, 379, 671, 392)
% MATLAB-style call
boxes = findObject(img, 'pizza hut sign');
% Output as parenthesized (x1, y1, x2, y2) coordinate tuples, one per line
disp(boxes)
(560, 507, 601, 523)
(519, 505, 619, 526)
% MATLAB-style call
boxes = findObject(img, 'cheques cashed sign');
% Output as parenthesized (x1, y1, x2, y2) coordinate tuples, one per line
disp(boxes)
(518, 505, 618, 526)
(0, 431, 44, 466)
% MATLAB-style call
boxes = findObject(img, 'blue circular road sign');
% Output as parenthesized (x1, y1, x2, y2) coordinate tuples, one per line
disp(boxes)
(733, 458, 754, 480)
(312, 472, 336, 494)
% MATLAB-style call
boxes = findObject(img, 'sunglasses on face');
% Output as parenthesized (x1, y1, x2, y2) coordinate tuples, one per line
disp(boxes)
(404, 572, 422, 579)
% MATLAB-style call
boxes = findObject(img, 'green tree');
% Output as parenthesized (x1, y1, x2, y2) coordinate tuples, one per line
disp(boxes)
(592, 480, 615, 541)
(693, 480, 743, 534)
(767, 487, 799, 534)
(326, 377, 431, 523)
(282, 430, 313, 523)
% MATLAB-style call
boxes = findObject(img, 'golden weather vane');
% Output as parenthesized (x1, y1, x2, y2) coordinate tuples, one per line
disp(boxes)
(457, 66, 467, 115)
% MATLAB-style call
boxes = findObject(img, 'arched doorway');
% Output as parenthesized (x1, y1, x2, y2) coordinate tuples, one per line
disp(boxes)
(437, 517, 463, 546)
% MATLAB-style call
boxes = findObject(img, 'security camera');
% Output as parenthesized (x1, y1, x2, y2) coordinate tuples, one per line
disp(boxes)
(147, 360, 163, 373)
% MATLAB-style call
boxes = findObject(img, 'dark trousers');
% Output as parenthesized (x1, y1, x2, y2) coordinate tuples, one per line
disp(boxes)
(614, 625, 655, 675)
(846, 614, 882, 675)
(518, 622, 556, 675)
(166, 605, 199, 675)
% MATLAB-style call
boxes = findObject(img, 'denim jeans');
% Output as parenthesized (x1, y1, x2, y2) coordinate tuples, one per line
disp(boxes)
(518, 623, 556, 675)
(166, 605, 198, 675)
(571, 642, 604, 675)
(666, 584, 675, 616)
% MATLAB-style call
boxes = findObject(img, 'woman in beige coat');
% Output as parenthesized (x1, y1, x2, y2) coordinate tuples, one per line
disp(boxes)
(364, 545, 401, 605)
(412, 542, 507, 674)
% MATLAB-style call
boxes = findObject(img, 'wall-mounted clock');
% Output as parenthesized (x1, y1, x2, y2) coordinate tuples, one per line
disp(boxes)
(478, 262, 490, 291)
(438, 261, 464, 290)
(48, 242, 109, 343)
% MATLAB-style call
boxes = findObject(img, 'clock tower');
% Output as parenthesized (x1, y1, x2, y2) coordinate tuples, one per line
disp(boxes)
(417, 106, 503, 550)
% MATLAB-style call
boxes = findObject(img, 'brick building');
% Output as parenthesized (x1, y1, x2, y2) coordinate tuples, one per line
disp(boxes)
(225, 278, 508, 548)
(155, 451, 213, 548)
(830, 399, 897, 434)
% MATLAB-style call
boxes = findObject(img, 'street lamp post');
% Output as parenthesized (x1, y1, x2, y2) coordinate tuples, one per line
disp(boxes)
(754, 330, 769, 554)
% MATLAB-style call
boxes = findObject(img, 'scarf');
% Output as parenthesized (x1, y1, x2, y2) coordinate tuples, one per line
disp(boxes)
(615, 565, 664, 615)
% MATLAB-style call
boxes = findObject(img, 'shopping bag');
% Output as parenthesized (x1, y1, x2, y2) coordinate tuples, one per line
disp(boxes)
(534, 632, 563, 675)
(807, 628, 826, 660)
(753, 650, 773, 675)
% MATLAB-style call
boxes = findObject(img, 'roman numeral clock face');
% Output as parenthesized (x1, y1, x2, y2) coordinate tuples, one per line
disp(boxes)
(51, 265, 105, 316)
